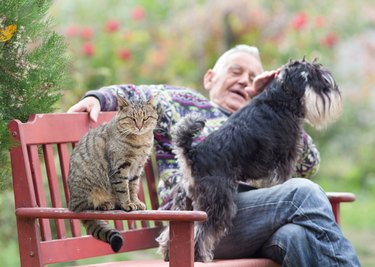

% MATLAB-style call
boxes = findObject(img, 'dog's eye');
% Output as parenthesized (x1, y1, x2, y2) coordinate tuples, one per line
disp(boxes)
(300, 71, 309, 81)
(322, 73, 334, 86)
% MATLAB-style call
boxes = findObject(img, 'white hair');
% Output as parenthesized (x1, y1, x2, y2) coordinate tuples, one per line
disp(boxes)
(212, 45, 261, 72)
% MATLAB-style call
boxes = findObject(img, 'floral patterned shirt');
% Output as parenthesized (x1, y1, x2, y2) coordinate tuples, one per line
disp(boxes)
(85, 84, 320, 210)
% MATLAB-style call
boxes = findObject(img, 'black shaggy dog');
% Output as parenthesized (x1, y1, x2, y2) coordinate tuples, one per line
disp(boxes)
(157, 59, 343, 262)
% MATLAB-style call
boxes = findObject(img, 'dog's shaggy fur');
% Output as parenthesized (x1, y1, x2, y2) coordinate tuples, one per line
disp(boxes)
(157, 59, 342, 262)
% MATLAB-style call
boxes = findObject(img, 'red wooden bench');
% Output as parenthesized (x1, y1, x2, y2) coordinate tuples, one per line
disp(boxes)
(8, 112, 355, 267)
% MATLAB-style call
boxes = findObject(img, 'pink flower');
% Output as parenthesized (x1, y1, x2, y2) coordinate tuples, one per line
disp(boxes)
(292, 12, 308, 30)
(83, 42, 95, 57)
(106, 20, 120, 32)
(65, 25, 80, 37)
(80, 27, 94, 40)
(314, 16, 326, 28)
(118, 48, 132, 61)
(321, 33, 339, 47)
(131, 6, 146, 21)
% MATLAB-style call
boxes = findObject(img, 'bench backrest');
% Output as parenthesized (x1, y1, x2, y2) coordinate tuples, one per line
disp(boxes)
(8, 112, 163, 265)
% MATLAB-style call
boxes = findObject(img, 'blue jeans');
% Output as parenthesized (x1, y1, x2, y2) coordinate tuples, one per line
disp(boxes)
(213, 178, 361, 266)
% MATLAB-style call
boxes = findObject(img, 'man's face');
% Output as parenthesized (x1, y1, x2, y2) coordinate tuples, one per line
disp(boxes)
(204, 52, 264, 113)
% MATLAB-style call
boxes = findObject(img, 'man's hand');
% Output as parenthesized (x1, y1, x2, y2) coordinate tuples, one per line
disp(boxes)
(248, 69, 279, 98)
(67, 97, 101, 123)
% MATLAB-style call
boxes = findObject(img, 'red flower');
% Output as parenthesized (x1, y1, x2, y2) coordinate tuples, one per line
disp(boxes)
(80, 27, 94, 40)
(321, 33, 339, 47)
(83, 42, 95, 57)
(131, 6, 146, 21)
(118, 48, 132, 61)
(106, 20, 120, 33)
(65, 25, 80, 37)
(292, 12, 308, 30)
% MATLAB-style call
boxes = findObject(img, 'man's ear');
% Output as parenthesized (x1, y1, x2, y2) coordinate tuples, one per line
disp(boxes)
(203, 69, 214, 91)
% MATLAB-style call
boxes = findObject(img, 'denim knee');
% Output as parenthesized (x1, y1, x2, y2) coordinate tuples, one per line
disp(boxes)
(283, 178, 326, 201)
(259, 223, 310, 265)
(278, 178, 334, 221)
(284, 177, 322, 192)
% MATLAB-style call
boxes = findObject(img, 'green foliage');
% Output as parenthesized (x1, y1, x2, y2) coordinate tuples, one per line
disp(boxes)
(0, 0, 70, 190)
(309, 102, 375, 195)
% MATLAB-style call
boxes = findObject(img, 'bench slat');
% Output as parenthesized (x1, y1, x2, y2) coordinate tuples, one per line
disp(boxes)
(39, 227, 161, 264)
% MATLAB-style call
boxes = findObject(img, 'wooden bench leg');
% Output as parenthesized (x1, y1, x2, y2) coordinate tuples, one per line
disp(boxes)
(169, 221, 194, 267)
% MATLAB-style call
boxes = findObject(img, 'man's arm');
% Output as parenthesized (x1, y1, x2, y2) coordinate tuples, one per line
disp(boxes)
(67, 96, 101, 122)
(67, 84, 139, 122)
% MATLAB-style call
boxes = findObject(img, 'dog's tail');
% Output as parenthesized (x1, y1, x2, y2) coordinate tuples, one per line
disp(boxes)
(171, 113, 206, 158)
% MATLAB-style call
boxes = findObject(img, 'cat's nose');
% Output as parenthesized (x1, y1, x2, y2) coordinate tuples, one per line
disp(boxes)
(135, 121, 143, 131)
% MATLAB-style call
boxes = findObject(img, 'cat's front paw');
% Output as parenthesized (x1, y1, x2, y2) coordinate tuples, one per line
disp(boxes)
(121, 200, 146, 211)
(133, 200, 146, 210)
(121, 202, 135, 212)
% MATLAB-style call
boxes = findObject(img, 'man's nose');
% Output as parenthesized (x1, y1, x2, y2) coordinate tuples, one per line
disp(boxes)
(238, 74, 250, 86)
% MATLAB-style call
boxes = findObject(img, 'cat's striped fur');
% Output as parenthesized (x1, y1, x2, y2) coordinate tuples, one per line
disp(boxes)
(68, 93, 158, 252)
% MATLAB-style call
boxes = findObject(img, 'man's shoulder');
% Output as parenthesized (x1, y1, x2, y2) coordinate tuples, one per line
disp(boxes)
(145, 84, 212, 107)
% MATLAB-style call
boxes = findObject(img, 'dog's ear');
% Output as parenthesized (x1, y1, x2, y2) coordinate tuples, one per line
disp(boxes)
(276, 67, 287, 88)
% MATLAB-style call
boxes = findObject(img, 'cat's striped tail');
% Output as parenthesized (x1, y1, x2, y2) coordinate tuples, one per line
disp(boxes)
(82, 219, 123, 252)
(171, 113, 206, 160)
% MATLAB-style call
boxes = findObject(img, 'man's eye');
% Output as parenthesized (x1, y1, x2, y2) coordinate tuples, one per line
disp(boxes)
(231, 70, 242, 76)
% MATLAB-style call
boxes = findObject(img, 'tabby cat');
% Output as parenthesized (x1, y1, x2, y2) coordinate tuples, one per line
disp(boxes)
(68, 93, 158, 252)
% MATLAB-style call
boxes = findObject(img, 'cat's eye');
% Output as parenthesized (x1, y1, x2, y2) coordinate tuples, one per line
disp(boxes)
(144, 116, 157, 122)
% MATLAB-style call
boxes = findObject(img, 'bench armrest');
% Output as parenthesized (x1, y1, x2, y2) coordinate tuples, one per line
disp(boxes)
(326, 192, 355, 225)
(15, 207, 207, 222)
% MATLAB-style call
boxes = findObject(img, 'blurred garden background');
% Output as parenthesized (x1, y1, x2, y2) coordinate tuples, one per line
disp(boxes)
(1, 0, 375, 266)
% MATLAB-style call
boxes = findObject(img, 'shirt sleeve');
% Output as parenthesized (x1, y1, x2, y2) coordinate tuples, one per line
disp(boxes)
(85, 84, 139, 111)
(293, 131, 320, 178)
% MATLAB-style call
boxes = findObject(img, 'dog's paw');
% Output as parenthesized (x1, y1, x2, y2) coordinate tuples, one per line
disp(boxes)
(157, 242, 170, 261)
(156, 227, 170, 261)
(194, 252, 213, 263)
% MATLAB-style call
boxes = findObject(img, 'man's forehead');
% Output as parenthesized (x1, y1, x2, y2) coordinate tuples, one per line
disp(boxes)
(225, 52, 263, 72)
(226, 63, 261, 76)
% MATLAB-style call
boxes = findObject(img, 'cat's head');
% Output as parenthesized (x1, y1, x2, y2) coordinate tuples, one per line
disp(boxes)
(115, 93, 159, 135)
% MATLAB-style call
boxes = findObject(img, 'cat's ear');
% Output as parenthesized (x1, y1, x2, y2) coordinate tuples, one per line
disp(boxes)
(116, 91, 130, 110)
(147, 91, 160, 107)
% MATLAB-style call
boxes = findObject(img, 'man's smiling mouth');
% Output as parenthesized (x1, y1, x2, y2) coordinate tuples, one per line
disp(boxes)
(229, 89, 248, 100)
